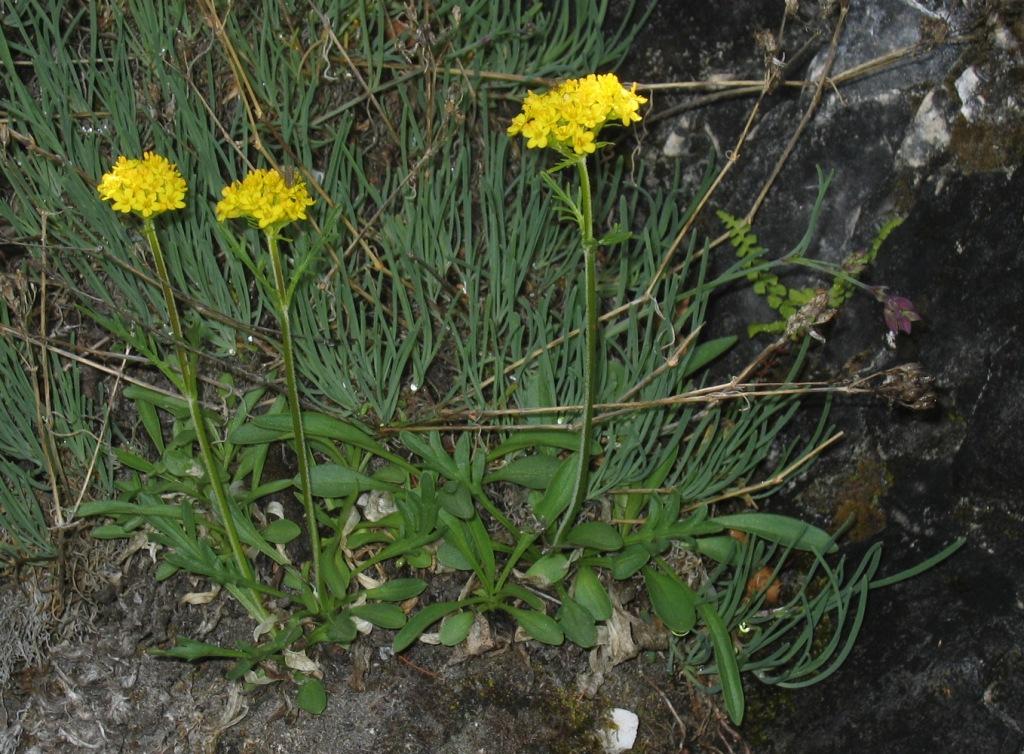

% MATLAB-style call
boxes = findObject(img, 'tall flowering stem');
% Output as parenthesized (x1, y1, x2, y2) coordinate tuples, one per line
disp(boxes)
(99, 154, 268, 623)
(507, 74, 646, 547)
(216, 169, 322, 605)
(552, 157, 597, 547)
(142, 222, 264, 614)
(266, 229, 322, 602)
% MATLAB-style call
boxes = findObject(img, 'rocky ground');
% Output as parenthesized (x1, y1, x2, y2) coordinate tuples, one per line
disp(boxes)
(3, 1, 1023, 752)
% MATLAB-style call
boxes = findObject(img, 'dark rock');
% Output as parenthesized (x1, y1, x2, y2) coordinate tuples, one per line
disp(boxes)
(620, 0, 1024, 750)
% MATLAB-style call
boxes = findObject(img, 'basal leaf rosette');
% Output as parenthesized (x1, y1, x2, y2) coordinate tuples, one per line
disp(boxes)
(507, 73, 646, 155)
(215, 168, 315, 231)
(97, 152, 187, 218)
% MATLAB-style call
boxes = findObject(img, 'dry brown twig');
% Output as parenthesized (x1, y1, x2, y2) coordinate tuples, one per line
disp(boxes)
(31, 211, 66, 527)
(69, 346, 129, 521)
(0, 323, 227, 412)
(198, 0, 266, 150)
(746, 5, 849, 224)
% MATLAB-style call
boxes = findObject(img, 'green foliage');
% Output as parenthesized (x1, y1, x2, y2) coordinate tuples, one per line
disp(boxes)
(0, 300, 111, 567)
(643, 566, 698, 635)
(0, 304, 46, 474)
(717, 209, 813, 336)
(718, 209, 904, 337)
(0, 0, 956, 725)
(828, 216, 905, 307)
(296, 679, 328, 715)
(0, 461, 54, 566)
(669, 535, 963, 721)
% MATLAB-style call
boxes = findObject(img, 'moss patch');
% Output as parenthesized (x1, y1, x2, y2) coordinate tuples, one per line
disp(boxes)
(829, 456, 892, 542)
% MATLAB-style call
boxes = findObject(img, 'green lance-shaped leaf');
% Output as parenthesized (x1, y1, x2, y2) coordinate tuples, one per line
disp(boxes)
(467, 513, 497, 586)
(400, 431, 460, 480)
(404, 548, 433, 569)
(681, 335, 738, 378)
(439, 510, 494, 586)
(532, 454, 578, 528)
(150, 637, 249, 661)
(161, 447, 199, 478)
(78, 499, 185, 519)
(642, 567, 697, 635)
(484, 454, 563, 489)
(565, 521, 623, 551)
(453, 432, 471, 474)
(699, 602, 744, 725)
(122, 384, 190, 419)
(710, 513, 838, 554)
(436, 481, 475, 519)
(692, 535, 740, 565)
(439, 611, 476, 646)
(155, 562, 179, 581)
(88, 524, 131, 540)
(301, 463, 383, 498)
(496, 584, 542, 612)
(611, 543, 651, 580)
(436, 540, 474, 571)
(134, 393, 165, 452)
(411, 472, 440, 534)
(113, 447, 158, 475)
(486, 430, 581, 460)
(557, 596, 597, 648)
(572, 566, 612, 621)
(350, 603, 407, 630)
(230, 412, 387, 456)
(393, 601, 461, 653)
(308, 613, 357, 644)
(320, 545, 350, 599)
(363, 578, 427, 602)
(504, 606, 564, 645)
(595, 222, 633, 247)
(296, 679, 328, 715)
(524, 553, 570, 587)
(263, 518, 301, 544)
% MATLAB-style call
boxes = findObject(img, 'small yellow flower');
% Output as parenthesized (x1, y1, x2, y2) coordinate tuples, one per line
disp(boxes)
(97, 152, 187, 218)
(507, 73, 647, 155)
(215, 168, 315, 230)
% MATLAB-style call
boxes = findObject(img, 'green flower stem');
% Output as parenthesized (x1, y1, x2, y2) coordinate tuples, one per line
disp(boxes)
(141, 220, 268, 622)
(496, 532, 539, 592)
(552, 157, 598, 548)
(266, 230, 322, 605)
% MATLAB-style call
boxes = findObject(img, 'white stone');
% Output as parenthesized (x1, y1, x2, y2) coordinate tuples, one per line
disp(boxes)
(357, 490, 397, 522)
(598, 708, 639, 753)
(994, 25, 1017, 51)
(662, 130, 686, 158)
(897, 91, 950, 168)
(955, 66, 985, 123)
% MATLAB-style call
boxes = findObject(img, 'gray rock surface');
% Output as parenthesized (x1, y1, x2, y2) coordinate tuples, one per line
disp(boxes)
(618, 0, 1024, 751)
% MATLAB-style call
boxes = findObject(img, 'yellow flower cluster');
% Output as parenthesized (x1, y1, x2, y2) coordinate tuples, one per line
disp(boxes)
(507, 73, 647, 155)
(97, 152, 187, 218)
(215, 169, 315, 230)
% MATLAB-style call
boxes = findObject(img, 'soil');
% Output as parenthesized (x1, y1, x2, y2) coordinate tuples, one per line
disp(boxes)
(4, 547, 736, 753)
(4, 1, 1024, 753)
